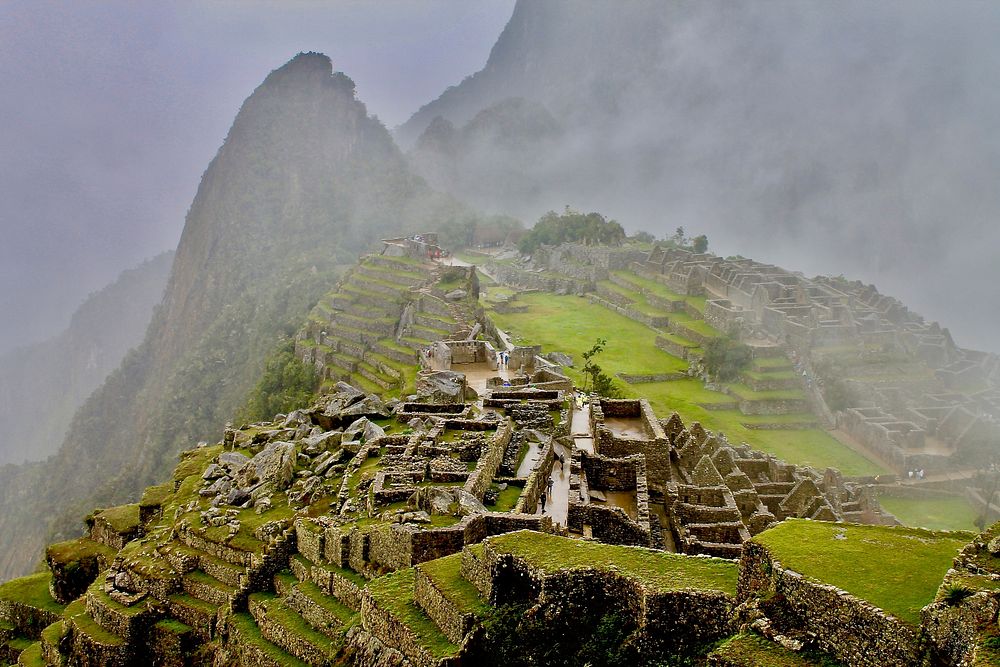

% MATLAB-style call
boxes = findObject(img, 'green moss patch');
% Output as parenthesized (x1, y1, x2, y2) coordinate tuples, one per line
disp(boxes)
(488, 531, 737, 596)
(15, 640, 44, 666)
(753, 519, 973, 626)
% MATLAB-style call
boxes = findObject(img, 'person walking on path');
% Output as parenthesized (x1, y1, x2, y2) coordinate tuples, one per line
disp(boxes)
(540, 491, 547, 513)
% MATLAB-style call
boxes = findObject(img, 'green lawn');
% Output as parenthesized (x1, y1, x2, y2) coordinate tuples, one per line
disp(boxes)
(878, 495, 979, 532)
(488, 293, 885, 477)
(487, 292, 688, 378)
(754, 519, 973, 625)
(487, 531, 737, 595)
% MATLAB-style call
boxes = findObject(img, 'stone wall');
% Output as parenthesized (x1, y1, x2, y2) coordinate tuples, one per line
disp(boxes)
(473, 533, 735, 655)
(738, 541, 923, 667)
(464, 421, 513, 500)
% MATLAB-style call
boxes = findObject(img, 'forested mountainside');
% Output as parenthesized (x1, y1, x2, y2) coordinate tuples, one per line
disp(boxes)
(401, 0, 1000, 350)
(0, 252, 173, 466)
(0, 52, 469, 580)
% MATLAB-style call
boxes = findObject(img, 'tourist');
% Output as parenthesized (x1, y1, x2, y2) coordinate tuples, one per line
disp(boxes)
(558, 453, 565, 467)
(547, 477, 554, 493)
(540, 491, 547, 512)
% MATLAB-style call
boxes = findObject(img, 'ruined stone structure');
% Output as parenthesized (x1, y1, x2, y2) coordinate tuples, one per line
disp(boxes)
(639, 246, 1000, 474)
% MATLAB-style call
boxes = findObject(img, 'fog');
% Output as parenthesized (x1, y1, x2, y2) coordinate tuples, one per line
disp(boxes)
(3, 0, 1000, 354)
(403, 1, 1000, 352)
(0, 0, 514, 354)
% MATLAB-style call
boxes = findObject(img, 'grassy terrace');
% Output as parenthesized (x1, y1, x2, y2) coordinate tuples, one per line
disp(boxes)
(487, 292, 688, 380)
(488, 531, 737, 595)
(612, 270, 708, 313)
(417, 554, 489, 616)
(366, 569, 458, 659)
(487, 292, 886, 477)
(230, 612, 309, 667)
(0, 573, 64, 616)
(754, 519, 973, 625)
(877, 494, 979, 532)
(710, 633, 841, 666)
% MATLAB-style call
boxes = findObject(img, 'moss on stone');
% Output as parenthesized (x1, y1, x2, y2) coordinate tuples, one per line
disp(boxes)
(15, 640, 44, 666)
(45, 537, 115, 567)
(94, 504, 141, 534)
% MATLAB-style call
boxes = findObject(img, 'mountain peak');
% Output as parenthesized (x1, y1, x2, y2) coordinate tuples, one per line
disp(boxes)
(260, 51, 356, 97)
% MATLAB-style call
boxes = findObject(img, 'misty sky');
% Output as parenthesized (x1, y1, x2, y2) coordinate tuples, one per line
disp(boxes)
(0, 0, 514, 354)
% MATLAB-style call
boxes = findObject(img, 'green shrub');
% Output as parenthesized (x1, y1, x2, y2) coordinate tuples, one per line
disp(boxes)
(703, 337, 752, 381)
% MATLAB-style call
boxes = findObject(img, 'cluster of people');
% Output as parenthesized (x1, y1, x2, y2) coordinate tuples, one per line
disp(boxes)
(907, 468, 926, 480)
(497, 350, 511, 368)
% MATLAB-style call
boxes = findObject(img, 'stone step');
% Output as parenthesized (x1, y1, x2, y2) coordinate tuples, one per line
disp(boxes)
(167, 593, 216, 641)
(199, 551, 245, 588)
(274, 571, 298, 597)
(182, 570, 235, 607)
(414, 554, 487, 645)
(63, 599, 129, 667)
(248, 593, 339, 665)
(364, 569, 459, 666)
(227, 613, 309, 667)
(356, 362, 397, 390)
(373, 339, 418, 365)
(306, 561, 366, 612)
(284, 581, 357, 639)
(84, 582, 155, 641)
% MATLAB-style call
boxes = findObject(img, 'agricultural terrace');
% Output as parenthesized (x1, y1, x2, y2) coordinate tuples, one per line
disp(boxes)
(753, 519, 973, 625)
(485, 291, 886, 476)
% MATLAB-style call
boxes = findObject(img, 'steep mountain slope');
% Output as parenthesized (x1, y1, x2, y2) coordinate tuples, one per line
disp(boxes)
(0, 52, 466, 580)
(0, 252, 173, 465)
(402, 0, 1000, 350)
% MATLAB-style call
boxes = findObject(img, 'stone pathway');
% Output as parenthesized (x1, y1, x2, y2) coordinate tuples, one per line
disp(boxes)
(538, 439, 572, 526)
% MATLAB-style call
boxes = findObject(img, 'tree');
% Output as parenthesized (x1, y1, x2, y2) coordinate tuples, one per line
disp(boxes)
(518, 208, 626, 254)
(672, 226, 686, 246)
(581, 338, 622, 397)
(703, 337, 752, 381)
(692, 234, 709, 253)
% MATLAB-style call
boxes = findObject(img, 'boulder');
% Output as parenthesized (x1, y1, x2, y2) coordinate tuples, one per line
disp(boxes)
(202, 464, 225, 480)
(546, 351, 574, 367)
(218, 451, 249, 473)
(363, 420, 386, 443)
(302, 430, 342, 454)
(234, 441, 297, 494)
(343, 418, 371, 444)
(416, 370, 467, 404)
(340, 394, 388, 419)
(445, 289, 467, 301)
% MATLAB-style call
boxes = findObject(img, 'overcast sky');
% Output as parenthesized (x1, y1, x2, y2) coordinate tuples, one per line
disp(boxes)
(0, 0, 515, 354)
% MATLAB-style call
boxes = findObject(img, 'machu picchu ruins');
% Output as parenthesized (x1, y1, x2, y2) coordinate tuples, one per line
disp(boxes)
(2, 233, 1000, 667)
